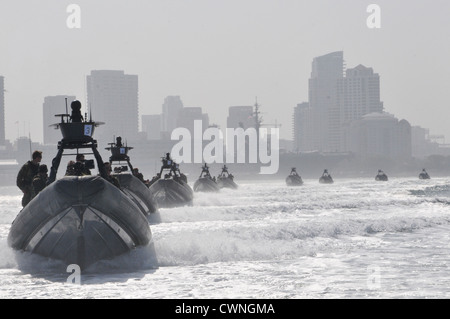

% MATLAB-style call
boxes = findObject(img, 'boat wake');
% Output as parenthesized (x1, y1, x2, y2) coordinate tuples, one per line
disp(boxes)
(0, 237, 158, 278)
(409, 184, 450, 198)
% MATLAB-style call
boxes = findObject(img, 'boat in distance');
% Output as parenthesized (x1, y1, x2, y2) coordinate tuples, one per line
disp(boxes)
(216, 165, 238, 189)
(419, 169, 430, 180)
(193, 163, 220, 192)
(319, 169, 334, 184)
(148, 153, 194, 208)
(286, 168, 303, 186)
(375, 169, 388, 181)
(105, 136, 158, 215)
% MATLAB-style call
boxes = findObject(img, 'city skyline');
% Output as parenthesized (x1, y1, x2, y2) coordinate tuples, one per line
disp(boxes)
(1, 1, 450, 145)
(2, 58, 444, 154)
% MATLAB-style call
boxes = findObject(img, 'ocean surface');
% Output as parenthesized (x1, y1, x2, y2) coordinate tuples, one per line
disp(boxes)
(1, 176, 450, 299)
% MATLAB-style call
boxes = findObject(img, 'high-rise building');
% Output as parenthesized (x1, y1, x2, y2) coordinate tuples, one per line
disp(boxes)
(344, 112, 411, 160)
(226, 106, 254, 130)
(161, 95, 184, 134)
(141, 114, 161, 140)
(176, 107, 209, 135)
(295, 52, 386, 154)
(43, 95, 76, 145)
(292, 102, 317, 152)
(340, 65, 383, 118)
(339, 65, 384, 151)
(308, 51, 344, 152)
(0, 76, 5, 145)
(86, 70, 139, 145)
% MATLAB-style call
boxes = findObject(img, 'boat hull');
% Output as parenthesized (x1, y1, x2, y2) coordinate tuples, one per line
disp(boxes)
(114, 173, 158, 215)
(286, 175, 303, 186)
(194, 177, 220, 192)
(319, 177, 334, 184)
(217, 177, 238, 189)
(149, 179, 194, 208)
(7, 176, 151, 270)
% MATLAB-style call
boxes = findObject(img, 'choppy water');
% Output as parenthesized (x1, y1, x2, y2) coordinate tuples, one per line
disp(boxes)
(1, 176, 450, 299)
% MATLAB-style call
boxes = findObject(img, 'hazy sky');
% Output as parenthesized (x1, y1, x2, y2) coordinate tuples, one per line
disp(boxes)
(1, 0, 449, 143)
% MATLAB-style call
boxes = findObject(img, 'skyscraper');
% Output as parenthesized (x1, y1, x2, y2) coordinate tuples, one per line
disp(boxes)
(86, 70, 139, 145)
(292, 102, 315, 152)
(308, 51, 344, 152)
(176, 107, 209, 135)
(141, 114, 161, 140)
(339, 65, 384, 151)
(0, 76, 5, 145)
(43, 95, 76, 145)
(161, 95, 184, 135)
(295, 52, 385, 154)
(339, 65, 383, 122)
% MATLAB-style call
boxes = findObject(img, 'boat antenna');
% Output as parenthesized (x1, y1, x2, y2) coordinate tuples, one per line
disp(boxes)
(253, 96, 262, 157)
(65, 97, 68, 116)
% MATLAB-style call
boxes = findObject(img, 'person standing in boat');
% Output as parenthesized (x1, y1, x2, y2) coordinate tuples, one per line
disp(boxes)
(16, 150, 42, 207)
(69, 100, 84, 122)
(32, 164, 48, 198)
(161, 153, 172, 170)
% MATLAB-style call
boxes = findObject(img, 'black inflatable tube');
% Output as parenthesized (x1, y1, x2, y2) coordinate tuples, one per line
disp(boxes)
(115, 173, 158, 215)
(8, 176, 151, 254)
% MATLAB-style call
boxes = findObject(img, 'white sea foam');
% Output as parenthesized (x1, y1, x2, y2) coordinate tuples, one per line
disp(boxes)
(1, 177, 450, 298)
